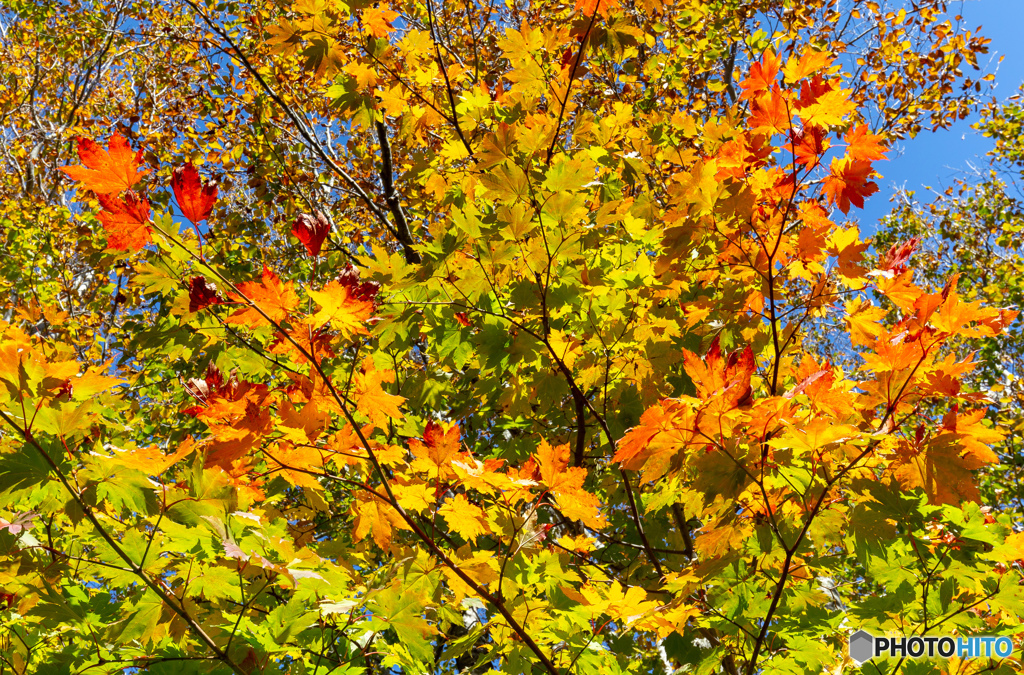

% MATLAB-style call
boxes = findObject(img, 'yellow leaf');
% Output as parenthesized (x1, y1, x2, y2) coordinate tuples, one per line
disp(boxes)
(353, 495, 407, 549)
(438, 494, 490, 541)
(307, 280, 374, 335)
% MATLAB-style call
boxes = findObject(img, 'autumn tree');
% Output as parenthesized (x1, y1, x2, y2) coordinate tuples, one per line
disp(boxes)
(877, 87, 1024, 530)
(0, 0, 1020, 674)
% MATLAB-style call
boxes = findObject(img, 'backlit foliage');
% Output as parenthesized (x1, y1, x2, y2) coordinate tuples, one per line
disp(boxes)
(0, 0, 1020, 674)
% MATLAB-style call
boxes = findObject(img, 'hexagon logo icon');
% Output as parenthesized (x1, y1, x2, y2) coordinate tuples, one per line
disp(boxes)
(849, 630, 875, 665)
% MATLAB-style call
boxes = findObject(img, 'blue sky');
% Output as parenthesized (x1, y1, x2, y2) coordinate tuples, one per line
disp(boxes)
(859, 0, 1024, 232)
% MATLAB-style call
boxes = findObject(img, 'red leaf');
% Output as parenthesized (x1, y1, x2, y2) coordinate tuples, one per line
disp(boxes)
(792, 125, 829, 168)
(454, 311, 471, 327)
(189, 276, 224, 312)
(95, 191, 152, 251)
(291, 212, 332, 257)
(560, 47, 575, 70)
(172, 163, 218, 224)
(336, 264, 380, 304)
(796, 75, 833, 109)
(822, 158, 878, 214)
(878, 237, 919, 275)
(59, 133, 148, 194)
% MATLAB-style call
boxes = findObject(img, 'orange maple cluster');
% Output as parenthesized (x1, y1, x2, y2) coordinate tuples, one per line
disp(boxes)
(59, 133, 218, 252)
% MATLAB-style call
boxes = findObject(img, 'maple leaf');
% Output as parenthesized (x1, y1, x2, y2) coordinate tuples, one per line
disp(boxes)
(409, 420, 464, 481)
(277, 399, 329, 443)
(106, 437, 197, 476)
(535, 440, 607, 528)
(291, 212, 332, 257)
(782, 50, 833, 83)
(337, 265, 380, 303)
(351, 358, 405, 427)
(822, 157, 879, 214)
(393, 481, 435, 513)
(438, 494, 490, 541)
(226, 267, 300, 327)
(827, 225, 870, 280)
(59, 132, 148, 194)
(797, 87, 855, 127)
(362, 5, 400, 37)
(845, 124, 887, 162)
(95, 191, 152, 251)
(307, 279, 375, 336)
(614, 401, 698, 483)
(265, 442, 325, 491)
(739, 50, 782, 99)
(574, 0, 621, 16)
(188, 276, 224, 313)
(171, 163, 218, 224)
(893, 409, 1001, 505)
(792, 125, 830, 168)
(442, 551, 499, 606)
(353, 494, 408, 549)
(878, 237, 920, 275)
(682, 335, 755, 407)
(748, 90, 790, 136)
(0, 511, 37, 536)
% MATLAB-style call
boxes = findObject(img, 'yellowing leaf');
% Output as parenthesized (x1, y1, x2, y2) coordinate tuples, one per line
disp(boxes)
(351, 358, 405, 427)
(307, 279, 374, 335)
(353, 494, 408, 549)
(438, 494, 490, 541)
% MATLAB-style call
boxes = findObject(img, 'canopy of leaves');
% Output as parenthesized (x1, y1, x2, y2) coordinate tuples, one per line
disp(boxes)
(0, 0, 1020, 674)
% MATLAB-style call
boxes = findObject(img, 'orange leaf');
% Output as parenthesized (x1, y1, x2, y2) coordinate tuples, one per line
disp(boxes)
(682, 335, 755, 407)
(362, 5, 400, 37)
(782, 50, 833, 83)
(353, 494, 407, 549)
(351, 357, 405, 427)
(845, 124, 887, 162)
(893, 409, 1001, 505)
(172, 163, 218, 224)
(739, 49, 782, 99)
(95, 192, 152, 251)
(747, 90, 790, 135)
(535, 439, 607, 528)
(574, 0, 621, 16)
(226, 267, 300, 327)
(614, 400, 698, 483)
(822, 157, 878, 214)
(266, 442, 326, 490)
(59, 133, 148, 194)
(409, 420, 464, 480)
